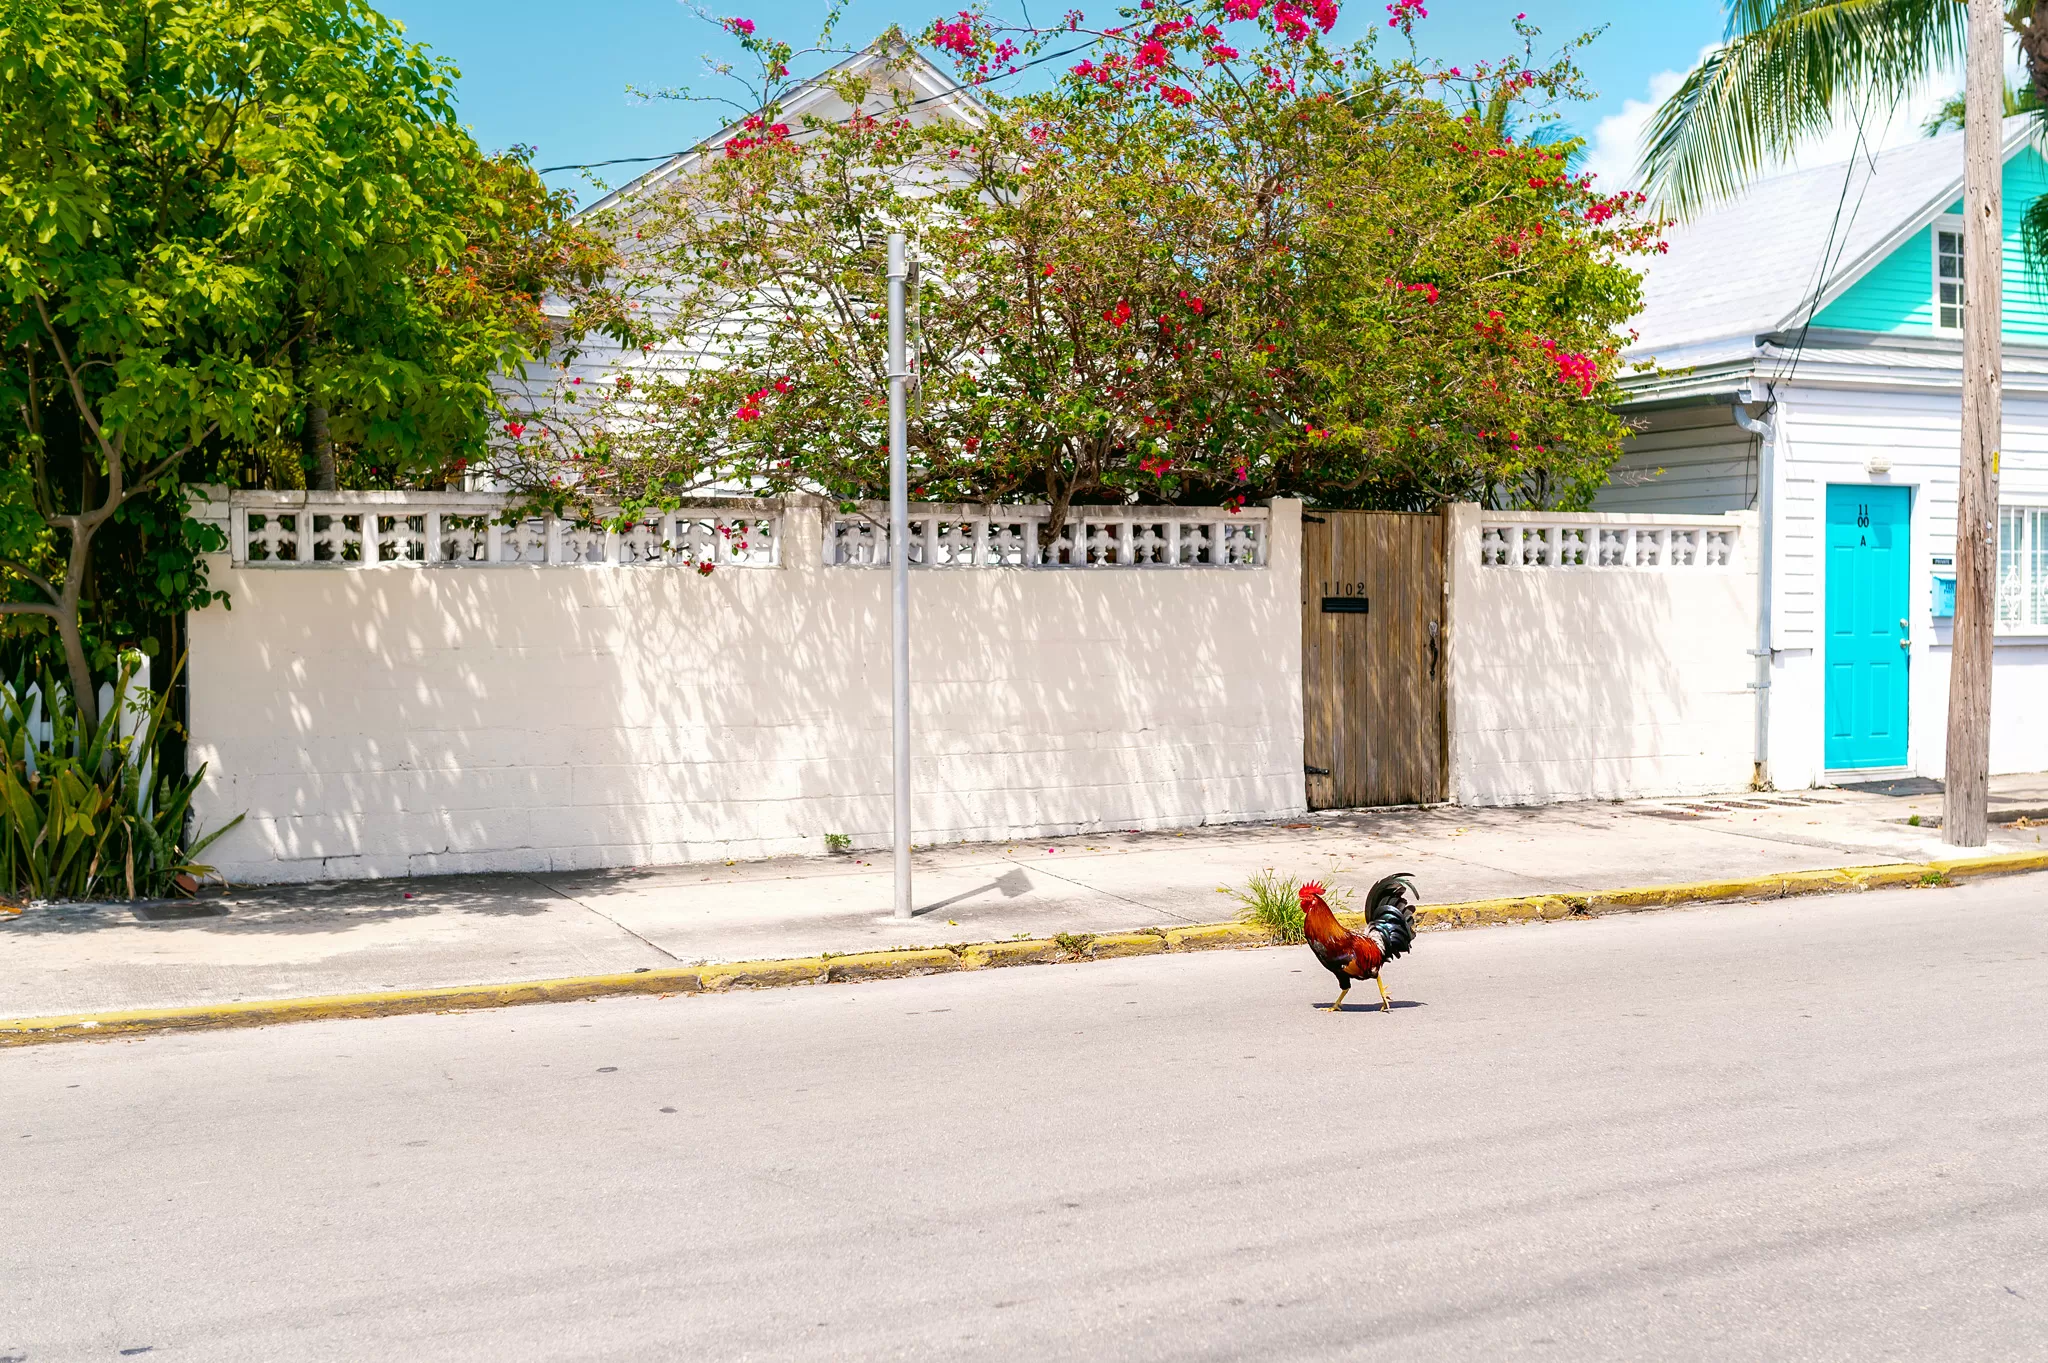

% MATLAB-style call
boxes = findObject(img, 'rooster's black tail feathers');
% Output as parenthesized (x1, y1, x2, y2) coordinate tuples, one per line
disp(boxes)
(1365, 873, 1418, 962)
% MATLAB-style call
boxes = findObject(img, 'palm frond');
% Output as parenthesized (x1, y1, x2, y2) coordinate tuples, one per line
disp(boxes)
(1923, 80, 2042, 136)
(1639, 0, 1967, 217)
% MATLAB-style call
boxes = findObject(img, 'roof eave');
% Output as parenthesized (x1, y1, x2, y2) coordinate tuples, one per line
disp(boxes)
(576, 44, 979, 220)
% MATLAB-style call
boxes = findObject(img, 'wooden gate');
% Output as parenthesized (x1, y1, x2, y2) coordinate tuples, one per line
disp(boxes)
(1300, 511, 1447, 808)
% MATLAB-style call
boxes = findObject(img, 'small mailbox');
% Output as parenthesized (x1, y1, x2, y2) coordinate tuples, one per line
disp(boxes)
(1931, 575, 1956, 619)
(1320, 596, 1369, 614)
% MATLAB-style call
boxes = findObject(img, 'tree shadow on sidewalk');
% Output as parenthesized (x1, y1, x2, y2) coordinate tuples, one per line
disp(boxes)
(0, 871, 566, 938)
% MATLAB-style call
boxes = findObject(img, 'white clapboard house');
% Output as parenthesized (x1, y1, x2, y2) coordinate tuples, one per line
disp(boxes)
(1601, 117, 2048, 789)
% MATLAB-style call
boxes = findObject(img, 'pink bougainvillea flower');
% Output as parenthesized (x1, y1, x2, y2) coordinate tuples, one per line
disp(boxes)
(721, 15, 754, 36)
(696, 561, 716, 576)
(931, 12, 984, 60)
(1104, 300, 1133, 328)
(1161, 84, 1195, 106)
(503, 422, 526, 439)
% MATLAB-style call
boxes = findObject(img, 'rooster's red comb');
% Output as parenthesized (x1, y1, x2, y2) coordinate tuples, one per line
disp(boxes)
(1297, 880, 1326, 901)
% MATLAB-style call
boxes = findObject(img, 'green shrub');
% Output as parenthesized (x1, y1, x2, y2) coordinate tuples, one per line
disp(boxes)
(1228, 870, 1296, 944)
(0, 656, 241, 903)
(1230, 870, 1353, 944)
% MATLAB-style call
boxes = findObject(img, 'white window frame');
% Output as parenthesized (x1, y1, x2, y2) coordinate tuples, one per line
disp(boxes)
(1997, 503, 2048, 635)
(1932, 214, 1966, 333)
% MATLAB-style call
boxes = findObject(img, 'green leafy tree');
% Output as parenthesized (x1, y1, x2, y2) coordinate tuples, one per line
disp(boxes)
(0, 0, 628, 728)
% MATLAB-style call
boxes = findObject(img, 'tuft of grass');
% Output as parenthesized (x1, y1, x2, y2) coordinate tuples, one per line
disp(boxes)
(824, 833, 852, 854)
(1229, 870, 1349, 944)
(1053, 932, 1097, 956)
(1907, 814, 1921, 827)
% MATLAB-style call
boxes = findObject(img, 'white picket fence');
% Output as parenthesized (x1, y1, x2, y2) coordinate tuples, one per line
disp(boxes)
(5, 658, 156, 786)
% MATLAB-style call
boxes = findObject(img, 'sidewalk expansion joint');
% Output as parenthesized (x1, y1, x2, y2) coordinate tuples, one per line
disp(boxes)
(523, 873, 682, 964)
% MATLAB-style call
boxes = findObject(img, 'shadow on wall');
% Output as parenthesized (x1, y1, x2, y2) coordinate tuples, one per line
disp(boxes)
(1447, 507, 1761, 807)
(185, 502, 1308, 882)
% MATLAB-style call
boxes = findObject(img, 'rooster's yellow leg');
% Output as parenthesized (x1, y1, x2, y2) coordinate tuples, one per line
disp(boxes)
(1325, 985, 1349, 1013)
(1376, 975, 1392, 1012)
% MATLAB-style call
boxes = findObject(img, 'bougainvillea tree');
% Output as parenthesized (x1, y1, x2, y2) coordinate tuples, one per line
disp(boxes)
(510, 0, 1660, 540)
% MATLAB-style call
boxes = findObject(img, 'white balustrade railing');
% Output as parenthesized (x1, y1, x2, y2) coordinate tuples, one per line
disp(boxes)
(1479, 514, 1742, 571)
(226, 493, 779, 569)
(825, 504, 1267, 569)
(222, 494, 1269, 571)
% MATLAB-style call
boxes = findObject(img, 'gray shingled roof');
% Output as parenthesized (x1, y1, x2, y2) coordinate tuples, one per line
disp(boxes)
(1631, 117, 2035, 364)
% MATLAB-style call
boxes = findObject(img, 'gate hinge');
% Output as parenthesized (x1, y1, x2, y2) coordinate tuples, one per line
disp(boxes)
(1305, 764, 1331, 777)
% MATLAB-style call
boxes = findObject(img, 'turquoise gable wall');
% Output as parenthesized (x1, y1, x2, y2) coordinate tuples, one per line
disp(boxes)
(1812, 145, 2048, 338)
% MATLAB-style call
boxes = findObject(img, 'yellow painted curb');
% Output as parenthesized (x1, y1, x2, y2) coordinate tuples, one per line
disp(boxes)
(0, 966, 710, 1046)
(5, 849, 2043, 1048)
(698, 957, 825, 991)
(959, 939, 1063, 969)
(1163, 923, 1274, 950)
(823, 949, 960, 982)
(1929, 848, 2048, 880)
(1086, 931, 1169, 960)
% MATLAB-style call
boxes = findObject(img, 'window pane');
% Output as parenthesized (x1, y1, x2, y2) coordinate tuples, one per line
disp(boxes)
(1999, 507, 2023, 627)
(2034, 509, 2048, 627)
(1936, 230, 1965, 326)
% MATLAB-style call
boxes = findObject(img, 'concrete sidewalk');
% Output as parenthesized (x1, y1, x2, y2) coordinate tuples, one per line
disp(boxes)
(6, 775, 2045, 1020)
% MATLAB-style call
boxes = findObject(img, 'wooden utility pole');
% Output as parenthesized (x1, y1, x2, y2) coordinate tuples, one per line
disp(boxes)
(1946, 0, 2003, 847)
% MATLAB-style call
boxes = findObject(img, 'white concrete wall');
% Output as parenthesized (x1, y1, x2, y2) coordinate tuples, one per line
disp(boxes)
(1446, 505, 1761, 805)
(186, 500, 1306, 883)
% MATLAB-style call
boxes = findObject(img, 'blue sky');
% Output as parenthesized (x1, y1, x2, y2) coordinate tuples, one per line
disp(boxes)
(377, 1, 1959, 204)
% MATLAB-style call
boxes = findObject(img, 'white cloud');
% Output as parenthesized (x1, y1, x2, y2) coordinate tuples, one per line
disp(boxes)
(1580, 61, 1695, 193)
(1581, 49, 1969, 195)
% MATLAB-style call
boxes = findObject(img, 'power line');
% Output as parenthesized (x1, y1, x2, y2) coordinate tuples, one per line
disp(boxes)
(536, 41, 1090, 176)
(1772, 95, 1885, 394)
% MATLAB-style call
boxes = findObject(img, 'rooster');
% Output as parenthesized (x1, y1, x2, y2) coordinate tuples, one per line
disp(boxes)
(1301, 875, 1417, 1012)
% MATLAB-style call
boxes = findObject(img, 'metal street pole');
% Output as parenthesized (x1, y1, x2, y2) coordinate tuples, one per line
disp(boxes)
(887, 233, 914, 917)
(1946, 0, 2002, 847)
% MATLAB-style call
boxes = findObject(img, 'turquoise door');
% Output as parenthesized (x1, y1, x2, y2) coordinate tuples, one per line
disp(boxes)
(1824, 485, 1912, 770)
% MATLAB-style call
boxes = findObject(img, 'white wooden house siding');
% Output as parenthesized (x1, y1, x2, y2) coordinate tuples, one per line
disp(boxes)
(1598, 405, 1758, 516)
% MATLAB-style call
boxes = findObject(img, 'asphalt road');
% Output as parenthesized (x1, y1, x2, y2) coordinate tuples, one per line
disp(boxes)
(8, 879, 2047, 1361)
